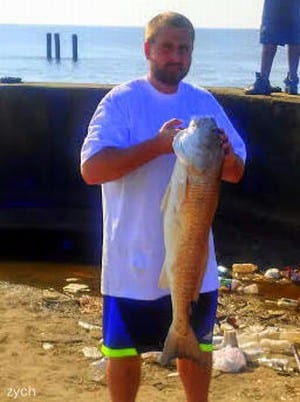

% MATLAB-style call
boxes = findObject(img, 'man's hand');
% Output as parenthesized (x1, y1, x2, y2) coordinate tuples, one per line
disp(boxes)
(155, 118, 183, 154)
(218, 128, 245, 183)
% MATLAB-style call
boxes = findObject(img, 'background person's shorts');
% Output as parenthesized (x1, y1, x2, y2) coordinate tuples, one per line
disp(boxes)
(260, 0, 300, 45)
(101, 290, 218, 358)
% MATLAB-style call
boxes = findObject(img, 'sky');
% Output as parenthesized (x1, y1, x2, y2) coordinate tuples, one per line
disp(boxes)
(0, 0, 264, 28)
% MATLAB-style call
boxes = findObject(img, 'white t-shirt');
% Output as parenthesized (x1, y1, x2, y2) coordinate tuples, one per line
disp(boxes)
(81, 77, 246, 300)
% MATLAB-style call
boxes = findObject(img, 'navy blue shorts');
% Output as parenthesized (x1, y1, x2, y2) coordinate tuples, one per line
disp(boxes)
(101, 290, 218, 358)
(260, 0, 300, 45)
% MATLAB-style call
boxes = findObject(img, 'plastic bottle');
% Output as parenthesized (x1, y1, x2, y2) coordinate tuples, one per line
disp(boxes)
(277, 297, 299, 308)
(256, 357, 289, 372)
(259, 338, 292, 354)
(237, 328, 279, 346)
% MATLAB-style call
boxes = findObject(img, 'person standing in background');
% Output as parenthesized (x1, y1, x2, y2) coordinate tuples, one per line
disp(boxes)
(245, 0, 300, 95)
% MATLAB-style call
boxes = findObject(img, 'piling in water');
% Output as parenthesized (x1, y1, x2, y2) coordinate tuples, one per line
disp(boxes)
(54, 33, 61, 61)
(46, 33, 52, 60)
(72, 34, 78, 62)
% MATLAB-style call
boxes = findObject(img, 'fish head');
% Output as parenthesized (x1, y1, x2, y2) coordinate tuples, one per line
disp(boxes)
(172, 116, 223, 171)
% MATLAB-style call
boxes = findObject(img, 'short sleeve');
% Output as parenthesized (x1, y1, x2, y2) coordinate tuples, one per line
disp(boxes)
(80, 89, 130, 166)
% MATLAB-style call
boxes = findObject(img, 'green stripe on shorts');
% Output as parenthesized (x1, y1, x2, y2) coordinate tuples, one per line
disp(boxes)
(199, 343, 213, 352)
(101, 343, 213, 358)
(101, 344, 138, 358)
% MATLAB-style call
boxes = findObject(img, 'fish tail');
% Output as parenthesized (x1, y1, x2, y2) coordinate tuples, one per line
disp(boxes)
(161, 324, 209, 367)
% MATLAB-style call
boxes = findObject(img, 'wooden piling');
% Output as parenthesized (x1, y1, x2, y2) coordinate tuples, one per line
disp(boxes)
(46, 33, 52, 60)
(54, 33, 61, 61)
(72, 34, 78, 62)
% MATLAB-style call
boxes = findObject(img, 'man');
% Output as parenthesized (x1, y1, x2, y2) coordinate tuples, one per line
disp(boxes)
(81, 11, 246, 402)
(245, 0, 300, 95)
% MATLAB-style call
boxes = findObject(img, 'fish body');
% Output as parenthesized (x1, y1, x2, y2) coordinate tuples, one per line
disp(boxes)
(159, 117, 224, 366)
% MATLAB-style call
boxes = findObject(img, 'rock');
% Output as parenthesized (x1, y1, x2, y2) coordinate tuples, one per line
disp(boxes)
(231, 279, 242, 290)
(232, 263, 258, 276)
(243, 284, 259, 294)
(42, 289, 76, 308)
(264, 268, 281, 279)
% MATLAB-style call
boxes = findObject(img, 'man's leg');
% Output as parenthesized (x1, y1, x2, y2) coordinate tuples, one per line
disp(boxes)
(260, 44, 277, 79)
(107, 355, 141, 402)
(245, 44, 278, 94)
(177, 354, 212, 402)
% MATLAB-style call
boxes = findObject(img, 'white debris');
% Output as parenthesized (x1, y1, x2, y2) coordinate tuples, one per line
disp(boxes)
(63, 283, 90, 293)
(90, 357, 107, 371)
(82, 346, 102, 360)
(213, 345, 247, 373)
(141, 351, 162, 363)
(167, 372, 179, 378)
(78, 320, 101, 331)
(42, 342, 54, 351)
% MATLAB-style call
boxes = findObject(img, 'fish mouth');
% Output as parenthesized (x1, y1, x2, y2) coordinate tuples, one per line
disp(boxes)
(172, 117, 221, 171)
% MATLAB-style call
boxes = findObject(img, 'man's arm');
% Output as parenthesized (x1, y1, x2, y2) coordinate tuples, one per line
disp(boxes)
(222, 152, 245, 183)
(81, 118, 182, 185)
(220, 132, 245, 183)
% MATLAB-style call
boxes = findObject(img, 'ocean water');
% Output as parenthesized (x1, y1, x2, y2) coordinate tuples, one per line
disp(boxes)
(0, 24, 290, 89)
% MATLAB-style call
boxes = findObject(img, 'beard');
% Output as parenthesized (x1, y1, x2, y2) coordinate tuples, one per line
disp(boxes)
(151, 61, 191, 86)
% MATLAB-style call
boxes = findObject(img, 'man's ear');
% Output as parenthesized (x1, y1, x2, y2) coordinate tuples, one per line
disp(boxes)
(144, 41, 151, 60)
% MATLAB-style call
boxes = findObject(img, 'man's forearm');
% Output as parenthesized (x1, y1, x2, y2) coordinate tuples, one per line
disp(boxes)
(81, 137, 165, 185)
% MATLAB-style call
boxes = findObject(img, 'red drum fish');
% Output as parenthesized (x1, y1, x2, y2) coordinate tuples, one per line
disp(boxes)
(159, 117, 224, 366)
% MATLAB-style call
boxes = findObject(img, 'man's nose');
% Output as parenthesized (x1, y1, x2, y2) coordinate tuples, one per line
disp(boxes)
(169, 48, 183, 61)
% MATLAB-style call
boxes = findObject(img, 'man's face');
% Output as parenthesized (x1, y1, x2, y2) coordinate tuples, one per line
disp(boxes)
(145, 26, 193, 87)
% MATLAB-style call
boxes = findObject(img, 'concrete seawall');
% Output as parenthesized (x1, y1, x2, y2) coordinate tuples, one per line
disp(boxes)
(211, 88, 300, 228)
(0, 83, 299, 263)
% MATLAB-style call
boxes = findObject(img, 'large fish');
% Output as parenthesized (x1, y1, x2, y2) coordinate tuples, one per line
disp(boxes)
(159, 116, 224, 366)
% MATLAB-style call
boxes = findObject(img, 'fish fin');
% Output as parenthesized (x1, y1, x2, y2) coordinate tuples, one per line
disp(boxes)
(160, 324, 209, 368)
(160, 184, 171, 212)
(174, 163, 188, 210)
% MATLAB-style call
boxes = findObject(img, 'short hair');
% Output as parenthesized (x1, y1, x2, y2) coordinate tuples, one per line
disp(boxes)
(145, 11, 195, 43)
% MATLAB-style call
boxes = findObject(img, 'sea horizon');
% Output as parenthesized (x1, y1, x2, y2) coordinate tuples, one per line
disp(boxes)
(0, 24, 290, 89)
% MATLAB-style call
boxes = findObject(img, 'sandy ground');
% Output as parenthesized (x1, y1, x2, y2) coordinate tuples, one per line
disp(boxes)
(0, 272, 299, 402)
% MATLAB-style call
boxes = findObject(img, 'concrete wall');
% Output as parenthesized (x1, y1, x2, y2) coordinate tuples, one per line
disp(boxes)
(0, 83, 111, 233)
(210, 88, 300, 228)
(0, 83, 299, 261)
